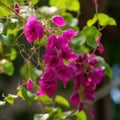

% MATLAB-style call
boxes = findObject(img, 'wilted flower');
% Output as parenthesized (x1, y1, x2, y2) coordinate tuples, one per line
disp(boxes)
(24, 16, 44, 43)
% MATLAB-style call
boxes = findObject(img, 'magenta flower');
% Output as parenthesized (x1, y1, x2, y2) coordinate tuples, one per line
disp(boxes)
(24, 16, 44, 43)
(27, 79, 33, 90)
(38, 68, 58, 97)
(69, 53, 105, 111)
(56, 65, 73, 87)
(97, 37, 104, 54)
(89, 67, 105, 85)
(89, 108, 94, 119)
(92, 0, 99, 7)
(70, 92, 80, 105)
(83, 86, 95, 101)
(51, 15, 66, 27)
(70, 92, 83, 111)
(63, 29, 78, 43)
(78, 102, 83, 111)
(98, 44, 104, 54)
(47, 34, 57, 49)
(14, 2, 20, 14)
(61, 46, 78, 61)
(43, 48, 63, 68)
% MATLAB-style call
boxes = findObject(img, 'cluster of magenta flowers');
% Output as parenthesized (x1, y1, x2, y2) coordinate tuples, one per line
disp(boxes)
(24, 15, 105, 116)
(70, 54, 104, 110)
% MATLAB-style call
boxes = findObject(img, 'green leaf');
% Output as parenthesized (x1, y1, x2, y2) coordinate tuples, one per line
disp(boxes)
(31, 0, 39, 5)
(34, 114, 49, 120)
(67, 0, 80, 11)
(98, 13, 109, 26)
(38, 95, 52, 105)
(72, 36, 86, 45)
(17, 89, 24, 99)
(0, 22, 3, 33)
(107, 17, 117, 26)
(96, 56, 112, 79)
(0, 6, 10, 18)
(98, 13, 116, 26)
(20, 64, 42, 80)
(63, 111, 73, 119)
(82, 26, 99, 48)
(21, 88, 36, 104)
(0, 42, 3, 53)
(76, 110, 87, 120)
(55, 95, 70, 107)
(10, 48, 17, 61)
(87, 15, 97, 27)
(0, 59, 14, 76)
(0, 101, 6, 108)
(0, 34, 16, 46)
(49, 0, 80, 12)
(87, 13, 116, 27)
(104, 63, 112, 79)
(5, 94, 17, 104)
(16, 0, 24, 5)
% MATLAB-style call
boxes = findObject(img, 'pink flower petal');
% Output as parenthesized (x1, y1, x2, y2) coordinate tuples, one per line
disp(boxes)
(51, 15, 66, 27)
(70, 92, 80, 105)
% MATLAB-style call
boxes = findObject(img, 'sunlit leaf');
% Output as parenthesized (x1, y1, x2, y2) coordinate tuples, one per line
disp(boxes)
(98, 13, 116, 26)
(0, 59, 14, 76)
(34, 114, 49, 120)
(0, 42, 3, 53)
(0, 22, 3, 33)
(55, 95, 70, 107)
(98, 13, 109, 26)
(107, 17, 117, 26)
(0, 101, 6, 108)
(31, 0, 39, 5)
(87, 13, 116, 27)
(38, 95, 52, 105)
(10, 48, 17, 61)
(87, 15, 97, 27)
(49, 0, 80, 11)
(0, 6, 10, 18)
(5, 94, 17, 105)
(76, 110, 87, 120)
(63, 111, 73, 119)
(67, 0, 80, 11)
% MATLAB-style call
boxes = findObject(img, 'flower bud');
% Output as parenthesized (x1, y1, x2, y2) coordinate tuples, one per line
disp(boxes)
(27, 79, 33, 90)
(14, 2, 20, 14)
